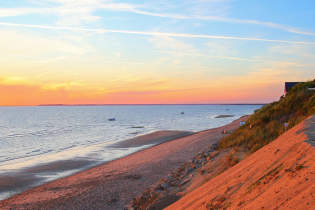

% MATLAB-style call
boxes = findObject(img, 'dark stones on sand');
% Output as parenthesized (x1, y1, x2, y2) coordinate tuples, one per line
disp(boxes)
(157, 183, 169, 191)
(107, 192, 120, 205)
(108, 197, 118, 204)
(179, 178, 190, 186)
(124, 174, 142, 180)
(128, 143, 220, 209)
(211, 143, 218, 150)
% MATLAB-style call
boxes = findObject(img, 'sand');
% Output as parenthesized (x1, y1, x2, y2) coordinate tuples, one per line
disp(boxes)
(0, 130, 192, 201)
(0, 117, 247, 210)
(0, 159, 97, 200)
(166, 115, 315, 210)
(215, 115, 235, 118)
(110, 130, 193, 148)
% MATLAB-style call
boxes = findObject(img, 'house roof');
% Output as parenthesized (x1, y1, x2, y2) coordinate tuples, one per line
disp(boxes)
(285, 82, 300, 93)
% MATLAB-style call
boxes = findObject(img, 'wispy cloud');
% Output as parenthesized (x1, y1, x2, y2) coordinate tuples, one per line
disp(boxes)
(1, 22, 314, 45)
(0, 1, 141, 25)
(128, 9, 315, 36)
(0, 1, 314, 36)
(161, 51, 261, 62)
(0, 8, 49, 17)
(148, 36, 258, 63)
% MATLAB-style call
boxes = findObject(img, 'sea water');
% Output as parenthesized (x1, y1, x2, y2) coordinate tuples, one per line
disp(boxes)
(0, 105, 261, 199)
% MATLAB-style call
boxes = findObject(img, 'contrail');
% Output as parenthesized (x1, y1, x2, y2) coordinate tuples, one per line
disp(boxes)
(1, 6, 315, 36)
(0, 22, 314, 45)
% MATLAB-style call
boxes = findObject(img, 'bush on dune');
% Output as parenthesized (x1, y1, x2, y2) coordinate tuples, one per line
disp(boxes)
(219, 79, 315, 153)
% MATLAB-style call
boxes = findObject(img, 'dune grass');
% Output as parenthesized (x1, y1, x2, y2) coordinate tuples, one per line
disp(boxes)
(219, 79, 315, 153)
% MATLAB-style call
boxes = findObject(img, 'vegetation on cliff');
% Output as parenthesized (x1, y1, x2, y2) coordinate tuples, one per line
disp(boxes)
(219, 79, 315, 153)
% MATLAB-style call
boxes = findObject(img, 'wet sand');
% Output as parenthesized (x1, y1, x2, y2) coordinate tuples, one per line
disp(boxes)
(214, 114, 235, 118)
(110, 130, 194, 148)
(0, 116, 247, 210)
(0, 159, 97, 201)
(0, 130, 191, 201)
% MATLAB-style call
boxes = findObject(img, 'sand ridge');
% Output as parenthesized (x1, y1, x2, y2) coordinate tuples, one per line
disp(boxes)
(166, 116, 315, 210)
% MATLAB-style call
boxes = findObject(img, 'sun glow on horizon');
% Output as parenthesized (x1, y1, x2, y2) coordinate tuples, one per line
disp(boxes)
(0, 0, 314, 106)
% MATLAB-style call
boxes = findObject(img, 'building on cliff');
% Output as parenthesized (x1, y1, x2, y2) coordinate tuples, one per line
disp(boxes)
(284, 82, 300, 95)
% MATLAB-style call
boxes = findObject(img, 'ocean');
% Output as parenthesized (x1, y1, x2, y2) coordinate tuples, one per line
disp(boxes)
(0, 104, 261, 200)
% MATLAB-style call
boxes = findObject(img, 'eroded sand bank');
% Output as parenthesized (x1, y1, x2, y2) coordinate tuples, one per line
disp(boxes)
(167, 116, 315, 210)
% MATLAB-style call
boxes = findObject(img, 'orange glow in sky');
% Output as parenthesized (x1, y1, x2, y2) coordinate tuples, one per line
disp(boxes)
(0, 72, 283, 106)
(1, 1, 314, 106)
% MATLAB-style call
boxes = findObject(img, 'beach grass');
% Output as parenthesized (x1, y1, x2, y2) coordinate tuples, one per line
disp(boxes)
(219, 79, 315, 153)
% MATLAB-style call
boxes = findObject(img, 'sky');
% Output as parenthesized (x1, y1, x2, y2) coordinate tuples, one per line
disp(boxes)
(0, 0, 315, 105)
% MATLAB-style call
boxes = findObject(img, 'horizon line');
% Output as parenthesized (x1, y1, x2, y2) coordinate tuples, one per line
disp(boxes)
(0, 103, 267, 107)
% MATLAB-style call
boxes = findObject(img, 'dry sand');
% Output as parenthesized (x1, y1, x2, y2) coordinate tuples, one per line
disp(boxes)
(0, 117, 247, 210)
(167, 115, 315, 210)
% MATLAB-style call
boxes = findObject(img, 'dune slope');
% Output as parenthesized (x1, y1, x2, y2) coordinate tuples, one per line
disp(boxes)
(167, 116, 315, 210)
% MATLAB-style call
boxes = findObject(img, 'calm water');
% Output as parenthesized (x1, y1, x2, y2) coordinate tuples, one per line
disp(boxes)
(0, 105, 262, 169)
(0, 105, 261, 199)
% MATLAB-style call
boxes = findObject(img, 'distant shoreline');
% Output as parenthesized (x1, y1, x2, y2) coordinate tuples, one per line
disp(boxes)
(0, 103, 266, 107)
(38, 103, 266, 106)
(0, 104, 267, 107)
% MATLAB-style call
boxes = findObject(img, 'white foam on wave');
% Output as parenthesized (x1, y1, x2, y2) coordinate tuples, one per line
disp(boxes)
(0, 140, 152, 172)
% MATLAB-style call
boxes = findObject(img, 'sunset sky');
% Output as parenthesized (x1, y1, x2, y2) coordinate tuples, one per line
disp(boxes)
(1, 0, 315, 105)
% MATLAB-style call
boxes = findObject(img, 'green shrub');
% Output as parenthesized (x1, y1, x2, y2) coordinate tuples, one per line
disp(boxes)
(219, 79, 315, 153)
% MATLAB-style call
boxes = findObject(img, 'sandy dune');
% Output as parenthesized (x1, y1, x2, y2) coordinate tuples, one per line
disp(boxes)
(0, 117, 247, 209)
(167, 116, 315, 210)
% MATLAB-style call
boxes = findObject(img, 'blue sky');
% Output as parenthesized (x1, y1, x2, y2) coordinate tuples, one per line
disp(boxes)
(0, 0, 314, 105)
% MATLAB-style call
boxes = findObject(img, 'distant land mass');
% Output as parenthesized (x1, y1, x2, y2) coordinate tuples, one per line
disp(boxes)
(38, 103, 267, 106)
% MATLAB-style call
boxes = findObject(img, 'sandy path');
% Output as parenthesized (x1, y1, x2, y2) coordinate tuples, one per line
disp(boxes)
(167, 115, 315, 210)
(0, 117, 247, 209)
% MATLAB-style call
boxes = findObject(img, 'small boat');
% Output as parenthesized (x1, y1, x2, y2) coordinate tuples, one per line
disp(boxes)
(108, 118, 116, 121)
(180, 112, 185, 115)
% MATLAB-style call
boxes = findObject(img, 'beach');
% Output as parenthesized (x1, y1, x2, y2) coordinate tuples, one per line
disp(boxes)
(0, 130, 193, 201)
(1, 1, 313, 209)
(0, 116, 247, 209)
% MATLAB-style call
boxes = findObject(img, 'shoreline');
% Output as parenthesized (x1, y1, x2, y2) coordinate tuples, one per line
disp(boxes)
(0, 116, 248, 209)
(0, 130, 193, 201)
